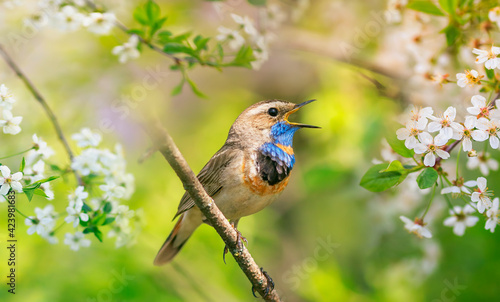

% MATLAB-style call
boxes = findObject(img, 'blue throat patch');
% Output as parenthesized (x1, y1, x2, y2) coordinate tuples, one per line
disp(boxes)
(259, 122, 298, 169)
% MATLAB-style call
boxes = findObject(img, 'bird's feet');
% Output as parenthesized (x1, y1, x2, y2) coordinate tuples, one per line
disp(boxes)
(252, 267, 275, 298)
(223, 223, 248, 264)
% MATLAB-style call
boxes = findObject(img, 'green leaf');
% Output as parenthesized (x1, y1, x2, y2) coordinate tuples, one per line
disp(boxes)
(382, 160, 405, 172)
(23, 189, 35, 202)
(248, 0, 267, 6)
(82, 202, 92, 212)
(128, 29, 145, 36)
(439, 0, 457, 15)
(171, 79, 185, 96)
(145, 0, 161, 24)
(416, 167, 438, 189)
(133, 6, 149, 26)
(186, 77, 207, 98)
(150, 17, 167, 37)
(386, 134, 415, 158)
(82, 227, 94, 234)
(485, 68, 495, 80)
(226, 45, 255, 68)
(33, 188, 48, 198)
(92, 213, 107, 226)
(407, 0, 445, 16)
(217, 43, 224, 60)
(360, 163, 402, 192)
(442, 25, 460, 47)
(103, 217, 116, 226)
(163, 43, 195, 56)
(93, 228, 103, 242)
(103, 201, 113, 213)
(19, 157, 25, 173)
(194, 35, 210, 51)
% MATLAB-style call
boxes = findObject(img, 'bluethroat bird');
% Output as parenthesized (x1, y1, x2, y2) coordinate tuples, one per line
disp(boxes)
(154, 99, 319, 265)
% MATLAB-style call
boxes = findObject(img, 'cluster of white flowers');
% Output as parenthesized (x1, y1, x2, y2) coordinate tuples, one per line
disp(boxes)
(69, 128, 140, 248)
(23, 134, 56, 199)
(25, 204, 58, 244)
(0, 84, 22, 135)
(397, 94, 499, 167)
(215, 2, 291, 70)
(112, 35, 140, 64)
(27, 1, 116, 36)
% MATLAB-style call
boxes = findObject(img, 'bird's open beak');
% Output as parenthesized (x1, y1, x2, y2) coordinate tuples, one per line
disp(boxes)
(285, 99, 321, 129)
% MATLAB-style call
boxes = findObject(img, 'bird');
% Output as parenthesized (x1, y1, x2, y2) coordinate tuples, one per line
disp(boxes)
(154, 99, 319, 266)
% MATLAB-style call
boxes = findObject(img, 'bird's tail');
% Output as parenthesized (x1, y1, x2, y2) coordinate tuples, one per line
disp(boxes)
(153, 212, 200, 266)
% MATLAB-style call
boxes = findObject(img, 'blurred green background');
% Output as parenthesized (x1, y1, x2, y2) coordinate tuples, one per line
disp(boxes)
(1, 0, 499, 301)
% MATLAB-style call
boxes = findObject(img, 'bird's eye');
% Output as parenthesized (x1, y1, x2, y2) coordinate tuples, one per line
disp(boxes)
(268, 107, 278, 117)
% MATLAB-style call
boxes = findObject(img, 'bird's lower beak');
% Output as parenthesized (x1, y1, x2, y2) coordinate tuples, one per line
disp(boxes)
(285, 99, 321, 129)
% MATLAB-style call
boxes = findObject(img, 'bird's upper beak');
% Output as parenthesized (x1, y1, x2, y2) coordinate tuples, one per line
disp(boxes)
(285, 99, 321, 129)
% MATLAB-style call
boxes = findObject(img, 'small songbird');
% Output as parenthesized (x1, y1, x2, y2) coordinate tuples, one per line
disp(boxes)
(154, 99, 319, 265)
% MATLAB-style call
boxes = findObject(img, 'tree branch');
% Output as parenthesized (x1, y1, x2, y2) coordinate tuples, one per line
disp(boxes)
(146, 120, 281, 301)
(0, 44, 83, 186)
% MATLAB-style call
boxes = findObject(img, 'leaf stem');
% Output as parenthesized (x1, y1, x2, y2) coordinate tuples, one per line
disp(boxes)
(0, 147, 34, 160)
(421, 183, 437, 220)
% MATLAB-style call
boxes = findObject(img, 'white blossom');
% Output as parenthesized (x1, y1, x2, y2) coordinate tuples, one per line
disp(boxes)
(69, 186, 88, 203)
(441, 178, 477, 195)
(216, 26, 245, 50)
(0, 110, 22, 135)
(456, 69, 482, 88)
(489, 7, 500, 27)
(471, 177, 493, 213)
(0, 84, 16, 110)
(400, 216, 432, 238)
(485, 198, 499, 232)
(112, 35, 140, 63)
(451, 116, 487, 151)
(428, 106, 459, 139)
(25, 204, 57, 236)
(0, 166, 23, 195)
(64, 232, 91, 251)
(231, 13, 258, 37)
(83, 12, 115, 35)
(473, 46, 500, 69)
(64, 199, 89, 228)
(413, 132, 450, 167)
(72, 128, 102, 148)
(443, 205, 478, 236)
(475, 118, 500, 149)
(53, 5, 84, 32)
(467, 95, 492, 118)
(396, 120, 427, 149)
(467, 152, 498, 176)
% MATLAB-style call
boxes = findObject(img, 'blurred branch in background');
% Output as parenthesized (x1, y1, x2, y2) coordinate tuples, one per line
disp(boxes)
(0, 44, 83, 186)
(146, 120, 281, 301)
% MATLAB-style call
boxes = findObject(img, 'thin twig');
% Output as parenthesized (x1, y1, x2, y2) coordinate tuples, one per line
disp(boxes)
(147, 120, 281, 302)
(0, 44, 83, 186)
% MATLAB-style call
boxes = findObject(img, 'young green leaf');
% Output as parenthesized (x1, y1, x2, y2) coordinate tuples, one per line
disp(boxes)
(416, 167, 439, 189)
(407, 0, 445, 16)
(133, 6, 149, 26)
(439, 0, 457, 15)
(485, 68, 495, 80)
(24, 188, 35, 202)
(442, 25, 460, 47)
(386, 134, 415, 158)
(145, 0, 161, 24)
(186, 77, 207, 98)
(360, 163, 402, 192)
(103, 201, 113, 213)
(103, 217, 116, 226)
(93, 228, 103, 242)
(19, 157, 25, 173)
(163, 43, 195, 56)
(171, 78, 185, 96)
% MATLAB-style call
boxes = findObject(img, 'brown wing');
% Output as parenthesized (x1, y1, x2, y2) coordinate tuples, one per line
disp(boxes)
(173, 146, 240, 219)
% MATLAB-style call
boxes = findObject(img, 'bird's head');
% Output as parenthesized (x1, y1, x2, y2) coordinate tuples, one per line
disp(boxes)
(228, 99, 319, 149)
